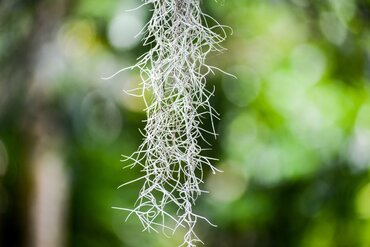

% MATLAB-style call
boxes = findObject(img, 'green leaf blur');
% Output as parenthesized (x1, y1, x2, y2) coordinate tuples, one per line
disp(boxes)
(1, 0, 370, 247)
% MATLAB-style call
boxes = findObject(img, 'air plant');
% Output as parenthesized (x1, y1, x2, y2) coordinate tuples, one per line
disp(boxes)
(108, 1, 230, 246)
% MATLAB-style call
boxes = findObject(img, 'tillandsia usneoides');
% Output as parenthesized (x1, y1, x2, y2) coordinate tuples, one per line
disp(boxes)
(107, 1, 231, 246)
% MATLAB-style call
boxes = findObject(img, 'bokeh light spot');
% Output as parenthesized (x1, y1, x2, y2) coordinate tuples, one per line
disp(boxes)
(329, 0, 356, 24)
(58, 20, 97, 58)
(356, 182, 370, 219)
(347, 129, 370, 171)
(224, 112, 259, 160)
(222, 67, 261, 107)
(291, 44, 326, 86)
(81, 91, 123, 143)
(320, 12, 347, 45)
(206, 163, 248, 203)
(108, 13, 144, 50)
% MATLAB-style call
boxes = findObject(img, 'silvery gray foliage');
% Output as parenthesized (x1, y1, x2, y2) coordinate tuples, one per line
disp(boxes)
(109, 1, 230, 246)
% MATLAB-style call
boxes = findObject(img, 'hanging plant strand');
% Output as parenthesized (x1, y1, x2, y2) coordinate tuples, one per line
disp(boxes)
(110, 1, 230, 246)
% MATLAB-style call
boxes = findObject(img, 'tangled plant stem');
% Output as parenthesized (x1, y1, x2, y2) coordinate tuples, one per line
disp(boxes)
(110, 1, 230, 246)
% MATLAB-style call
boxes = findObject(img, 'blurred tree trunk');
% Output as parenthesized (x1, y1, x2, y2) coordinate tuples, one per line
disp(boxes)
(0, 1, 73, 246)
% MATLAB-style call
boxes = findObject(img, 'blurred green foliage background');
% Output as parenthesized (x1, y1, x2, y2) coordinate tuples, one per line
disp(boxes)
(1, 0, 370, 246)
